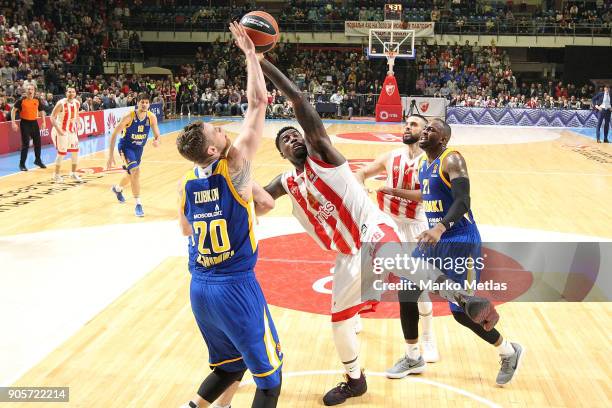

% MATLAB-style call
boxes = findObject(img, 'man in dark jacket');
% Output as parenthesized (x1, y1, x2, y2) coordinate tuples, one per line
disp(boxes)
(592, 85, 611, 143)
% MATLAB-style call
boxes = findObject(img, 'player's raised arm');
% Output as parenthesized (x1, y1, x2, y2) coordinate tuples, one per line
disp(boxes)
(259, 59, 344, 166)
(106, 112, 133, 169)
(229, 22, 267, 161)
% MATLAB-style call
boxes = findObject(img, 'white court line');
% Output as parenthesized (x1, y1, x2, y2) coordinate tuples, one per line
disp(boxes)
(238, 369, 502, 408)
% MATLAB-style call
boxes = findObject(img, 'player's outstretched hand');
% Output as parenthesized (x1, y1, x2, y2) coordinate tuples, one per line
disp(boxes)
(153, 138, 160, 147)
(229, 21, 256, 55)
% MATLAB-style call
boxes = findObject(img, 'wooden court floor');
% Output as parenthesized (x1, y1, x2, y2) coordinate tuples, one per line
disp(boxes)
(1, 120, 610, 407)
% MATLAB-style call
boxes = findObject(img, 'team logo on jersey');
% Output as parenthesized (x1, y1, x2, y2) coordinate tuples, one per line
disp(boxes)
(306, 191, 320, 210)
(305, 168, 318, 182)
(385, 84, 395, 96)
(433, 164, 438, 173)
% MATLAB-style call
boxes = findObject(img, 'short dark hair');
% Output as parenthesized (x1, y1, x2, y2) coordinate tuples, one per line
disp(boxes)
(176, 121, 209, 164)
(137, 93, 150, 102)
(275, 126, 299, 151)
(406, 113, 428, 123)
(432, 118, 451, 138)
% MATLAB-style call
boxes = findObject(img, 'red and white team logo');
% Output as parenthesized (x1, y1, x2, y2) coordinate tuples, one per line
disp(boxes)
(419, 102, 430, 112)
(385, 84, 396, 96)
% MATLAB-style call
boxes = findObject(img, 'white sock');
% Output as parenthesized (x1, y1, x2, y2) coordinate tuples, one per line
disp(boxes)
(213, 404, 231, 408)
(343, 357, 361, 380)
(497, 339, 514, 356)
(332, 317, 361, 379)
(418, 300, 434, 340)
(114, 184, 123, 192)
(406, 343, 420, 360)
(135, 197, 142, 205)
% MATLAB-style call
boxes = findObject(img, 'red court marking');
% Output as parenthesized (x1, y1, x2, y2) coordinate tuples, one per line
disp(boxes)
(336, 132, 403, 143)
(256, 232, 533, 318)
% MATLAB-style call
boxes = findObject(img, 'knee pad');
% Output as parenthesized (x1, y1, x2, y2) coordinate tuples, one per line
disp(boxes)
(214, 367, 246, 382)
(197, 367, 246, 403)
(253, 382, 282, 407)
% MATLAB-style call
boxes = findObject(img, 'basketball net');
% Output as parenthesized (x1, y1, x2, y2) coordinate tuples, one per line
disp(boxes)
(386, 51, 397, 76)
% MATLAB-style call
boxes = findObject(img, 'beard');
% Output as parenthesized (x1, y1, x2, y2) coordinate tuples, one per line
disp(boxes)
(402, 134, 419, 145)
(294, 145, 308, 160)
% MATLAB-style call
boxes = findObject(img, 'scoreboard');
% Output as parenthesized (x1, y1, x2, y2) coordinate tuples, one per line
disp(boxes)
(384, 3, 402, 21)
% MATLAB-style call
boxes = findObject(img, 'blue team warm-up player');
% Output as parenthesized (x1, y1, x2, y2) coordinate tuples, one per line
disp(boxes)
(380, 118, 524, 387)
(176, 23, 282, 408)
(106, 93, 161, 217)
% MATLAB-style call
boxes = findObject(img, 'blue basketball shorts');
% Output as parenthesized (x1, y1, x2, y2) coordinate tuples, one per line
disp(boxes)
(190, 272, 283, 389)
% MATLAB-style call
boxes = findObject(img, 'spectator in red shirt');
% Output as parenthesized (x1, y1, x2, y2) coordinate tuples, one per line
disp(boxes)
(0, 95, 11, 121)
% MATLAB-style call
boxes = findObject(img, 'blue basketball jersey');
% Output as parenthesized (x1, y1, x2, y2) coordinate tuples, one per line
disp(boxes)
(121, 110, 154, 147)
(418, 148, 477, 231)
(182, 159, 257, 276)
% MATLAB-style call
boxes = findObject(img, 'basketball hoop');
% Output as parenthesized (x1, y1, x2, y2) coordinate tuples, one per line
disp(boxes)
(386, 51, 397, 76)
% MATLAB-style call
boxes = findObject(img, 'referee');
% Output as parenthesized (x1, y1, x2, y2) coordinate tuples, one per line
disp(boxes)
(11, 84, 47, 171)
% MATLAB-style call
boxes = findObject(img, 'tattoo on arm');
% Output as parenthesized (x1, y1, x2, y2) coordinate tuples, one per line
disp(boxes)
(230, 157, 252, 193)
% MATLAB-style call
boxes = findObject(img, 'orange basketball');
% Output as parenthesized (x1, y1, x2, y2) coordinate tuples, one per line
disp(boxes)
(239, 11, 279, 53)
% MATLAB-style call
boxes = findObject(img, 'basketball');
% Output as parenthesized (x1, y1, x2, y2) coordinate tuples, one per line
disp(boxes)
(239, 11, 279, 53)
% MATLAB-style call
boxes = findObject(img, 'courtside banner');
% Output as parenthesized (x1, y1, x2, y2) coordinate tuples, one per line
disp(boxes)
(103, 106, 134, 136)
(0, 110, 104, 155)
(75, 110, 104, 139)
(150, 102, 164, 122)
(345, 21, 434, 37)
(402, 97, 448, 118)
(446, 107, 599, 127)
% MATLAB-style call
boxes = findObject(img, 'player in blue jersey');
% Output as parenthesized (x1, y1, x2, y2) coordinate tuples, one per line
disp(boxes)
(106, 93, 161, 217)
(176, 23, 282, 408)
(379, 118, 524, 386)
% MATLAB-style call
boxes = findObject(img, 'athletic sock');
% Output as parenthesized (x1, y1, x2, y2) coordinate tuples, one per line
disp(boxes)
(406, 343, 420, 360)
(135, 197, 142, 205)
(343, 357, 361, 379)
(497, 338, 514, 356)
(114, 184, 123, 192)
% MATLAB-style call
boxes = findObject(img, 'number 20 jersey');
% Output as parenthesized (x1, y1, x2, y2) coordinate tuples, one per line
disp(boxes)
(181, 159, 257, 276)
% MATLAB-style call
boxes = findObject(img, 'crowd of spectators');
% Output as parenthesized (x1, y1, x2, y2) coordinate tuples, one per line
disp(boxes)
(281, 0, 612, 30)
(1, 1, 603, 121)
(0, 0, 143, 106)
(415, 40, 596, 109)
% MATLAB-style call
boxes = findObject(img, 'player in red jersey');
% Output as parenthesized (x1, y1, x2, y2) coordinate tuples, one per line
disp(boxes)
(254, 59, 499, 406)
(355, 114, 439, 376)
(50, 86, 82, 182)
